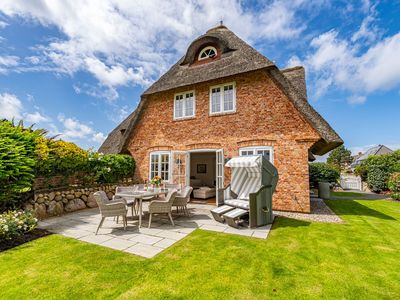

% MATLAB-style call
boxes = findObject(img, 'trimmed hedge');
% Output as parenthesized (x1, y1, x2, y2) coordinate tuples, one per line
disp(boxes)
(309, 163, 340, 188)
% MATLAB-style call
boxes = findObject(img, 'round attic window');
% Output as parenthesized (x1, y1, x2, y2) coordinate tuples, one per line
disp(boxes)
(198, 46, 217, 60)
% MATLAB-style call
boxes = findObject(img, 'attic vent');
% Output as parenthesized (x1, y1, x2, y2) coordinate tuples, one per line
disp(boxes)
(198, 46, 217, 60)
(120, 129, 126, 134)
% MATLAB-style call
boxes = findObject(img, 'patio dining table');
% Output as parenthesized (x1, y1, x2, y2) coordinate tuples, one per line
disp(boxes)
(115, 188, 169, 228)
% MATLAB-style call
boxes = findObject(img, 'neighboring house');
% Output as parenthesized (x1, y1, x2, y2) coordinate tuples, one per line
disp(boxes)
(99, 25, 343, 213)
(350, 145, 393, 169)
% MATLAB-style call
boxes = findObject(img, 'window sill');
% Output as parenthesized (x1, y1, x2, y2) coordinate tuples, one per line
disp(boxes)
(173, 116, 196, 122)
(209, 111, 236, 117)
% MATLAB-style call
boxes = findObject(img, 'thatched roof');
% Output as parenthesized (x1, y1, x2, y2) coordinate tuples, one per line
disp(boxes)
(99, 25, 342, 155)
(143, 25, 274, 95)
(98, 110, 137, 154)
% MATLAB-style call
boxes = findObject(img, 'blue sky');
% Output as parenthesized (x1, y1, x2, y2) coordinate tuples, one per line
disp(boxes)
(0, 1, 399, 157)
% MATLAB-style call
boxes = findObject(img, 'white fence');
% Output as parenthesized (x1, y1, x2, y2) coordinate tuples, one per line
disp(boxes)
(340, 175, 362, 190)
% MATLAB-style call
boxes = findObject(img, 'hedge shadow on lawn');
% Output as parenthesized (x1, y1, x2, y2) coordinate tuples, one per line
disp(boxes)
(329, 200, 396, 220)
(273, 217, 311, 228)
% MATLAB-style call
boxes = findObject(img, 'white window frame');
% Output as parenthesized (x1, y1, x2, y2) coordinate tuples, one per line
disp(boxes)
(209, 82, 236, 115)
(173, 90, 196, 120)
(149, 151, 171, 182)
(239, 146, 274, 163)
(198, 46, 217, 60)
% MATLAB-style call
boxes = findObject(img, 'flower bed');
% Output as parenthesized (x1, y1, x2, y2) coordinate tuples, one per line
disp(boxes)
(0, 210, 38, 241)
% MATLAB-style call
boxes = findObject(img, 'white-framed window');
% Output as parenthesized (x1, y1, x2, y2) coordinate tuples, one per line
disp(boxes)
(149, 151, 171, 182)
(239, 146, 274, 163)
(209, 82, 236, 115)
(198, 46, 217, 60)
(174, 91, 195, 119)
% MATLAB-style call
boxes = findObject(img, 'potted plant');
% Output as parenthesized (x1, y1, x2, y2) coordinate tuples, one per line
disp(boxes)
(151, 176, 162, 189)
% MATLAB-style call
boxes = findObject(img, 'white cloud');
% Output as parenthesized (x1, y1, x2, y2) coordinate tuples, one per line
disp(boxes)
(91, 132, 106, 143)
(24, 111, 50, 123)
(0, 0, 312, 98)
(57, 114, 94, 139)
(347, 95, 366, 105)
(0, 20, 8, 28)
(0, 93, 23, 119)
(25, 56, 41, 64)
(57, 114, 106, 145)
(298, 29, 400, 103)
(0, 55, 19, 66)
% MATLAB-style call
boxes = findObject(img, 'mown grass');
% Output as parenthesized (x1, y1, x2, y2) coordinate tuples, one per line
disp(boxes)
(0, 199, 399, 299)
(331, 191, 365, 197)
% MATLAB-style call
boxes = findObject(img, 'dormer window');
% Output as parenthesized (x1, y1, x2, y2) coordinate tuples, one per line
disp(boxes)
(198, 46, 217, 60)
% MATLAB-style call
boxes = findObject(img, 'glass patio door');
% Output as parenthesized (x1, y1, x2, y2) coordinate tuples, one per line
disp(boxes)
(171, 151, 187, 188)
(216, 149, 224, 205)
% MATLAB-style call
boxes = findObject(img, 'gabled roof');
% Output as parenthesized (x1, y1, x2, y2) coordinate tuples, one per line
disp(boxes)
(99, 25, 343, 155)
(354, 144, 393, 162)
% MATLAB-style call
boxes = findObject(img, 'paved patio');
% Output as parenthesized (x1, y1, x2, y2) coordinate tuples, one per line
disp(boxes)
(38, 203, 272, 258)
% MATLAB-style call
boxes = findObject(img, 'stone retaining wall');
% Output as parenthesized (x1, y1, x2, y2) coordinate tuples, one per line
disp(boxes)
(24, 185, 119, 220)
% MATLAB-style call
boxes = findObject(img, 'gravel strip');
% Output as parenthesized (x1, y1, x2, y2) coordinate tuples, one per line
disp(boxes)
(274, 198, 343, 224)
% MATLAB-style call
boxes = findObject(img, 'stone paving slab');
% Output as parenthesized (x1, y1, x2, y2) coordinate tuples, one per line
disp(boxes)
(38, 203, 272, 258)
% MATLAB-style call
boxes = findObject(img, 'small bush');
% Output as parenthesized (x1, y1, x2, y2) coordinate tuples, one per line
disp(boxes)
(388, 172, 400, 200)
(36, 140, 89, 176)
(0, 210, 37, 240)
(89, 153, 135, 183)
(309, 163, 340, 188)
(0, 120, 45, 210)
(359, 150, 400, 192)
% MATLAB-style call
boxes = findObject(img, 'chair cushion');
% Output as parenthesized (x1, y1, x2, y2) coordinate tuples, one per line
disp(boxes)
(224, 199, 249, 209)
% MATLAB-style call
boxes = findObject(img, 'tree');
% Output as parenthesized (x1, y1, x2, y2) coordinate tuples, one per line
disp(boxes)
(327, 145, 353, 171)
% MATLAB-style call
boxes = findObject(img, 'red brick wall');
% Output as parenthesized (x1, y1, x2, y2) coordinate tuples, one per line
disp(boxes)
(128, 70, 321, 212)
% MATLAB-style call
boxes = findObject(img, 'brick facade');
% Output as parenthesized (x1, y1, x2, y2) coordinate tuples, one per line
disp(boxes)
(127, 70, 321, 213)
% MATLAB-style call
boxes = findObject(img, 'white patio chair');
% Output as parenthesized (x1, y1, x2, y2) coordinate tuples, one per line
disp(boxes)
(114, 185, 139, 218)
(172, 186, 193, 215)
(148, 189, 178, 228)
(93, 191, 128, 234)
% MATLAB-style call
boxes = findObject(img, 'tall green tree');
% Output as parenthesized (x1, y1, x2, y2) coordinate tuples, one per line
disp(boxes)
(327, 145, 353, 171)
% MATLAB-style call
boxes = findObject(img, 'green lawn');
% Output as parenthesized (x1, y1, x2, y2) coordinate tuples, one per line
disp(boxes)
(331, 191, 365, 197)
(1, 199, 399, 299)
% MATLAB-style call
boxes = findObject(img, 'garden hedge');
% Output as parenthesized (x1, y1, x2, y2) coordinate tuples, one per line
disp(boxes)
(355, 150, 400, 192)
(309, 162, 340, 188)
(0, 120, 135, 211)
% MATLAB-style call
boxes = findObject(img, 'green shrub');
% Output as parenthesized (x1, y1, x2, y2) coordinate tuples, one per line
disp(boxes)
(309, 163, 340, 188)
(0, 120, 45, 210)
(388, 172, 400, 200)
(36, 140, 89, 176)
(89, 153, 135, 183)
(0, 210, 37, 240)
(358, 150, 400, 192)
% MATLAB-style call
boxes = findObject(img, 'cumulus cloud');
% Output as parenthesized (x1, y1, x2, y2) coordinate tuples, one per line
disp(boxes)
(24, 111, 50, 123)
(57, 114, 106, 145)
(0, 0, 313, 97)
(0, 20, 7, 28)
(0, 93, 23, 119)
(0, 55, 19, 66)
(294, 29, 400, 103)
